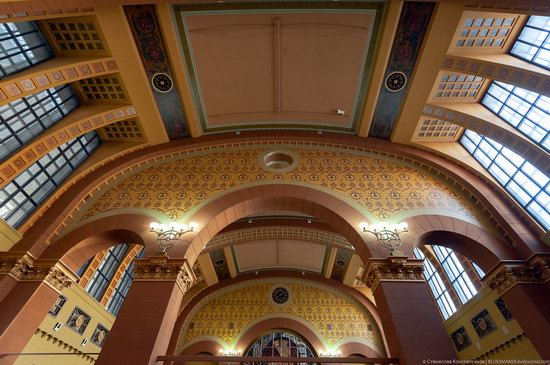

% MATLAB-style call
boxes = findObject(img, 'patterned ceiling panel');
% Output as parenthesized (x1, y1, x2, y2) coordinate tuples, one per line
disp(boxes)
(177, 278, 384, 353)
(83, 146, 479, 223)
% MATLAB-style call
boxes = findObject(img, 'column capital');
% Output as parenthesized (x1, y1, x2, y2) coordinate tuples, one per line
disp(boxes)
(483, 254, 550, 294)
(362, 256, 424, 293)
(134, 255, 196, 294)
(0, 252, 77, 293)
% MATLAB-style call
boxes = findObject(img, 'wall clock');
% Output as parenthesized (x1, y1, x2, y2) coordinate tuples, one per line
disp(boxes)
(272, 287, 289, 304)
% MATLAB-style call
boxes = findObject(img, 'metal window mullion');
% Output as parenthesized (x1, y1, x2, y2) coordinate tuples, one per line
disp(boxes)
(10, 28, 39, 68)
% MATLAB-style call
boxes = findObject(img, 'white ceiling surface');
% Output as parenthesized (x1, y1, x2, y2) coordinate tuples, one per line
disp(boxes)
(234, 239, 327, 273)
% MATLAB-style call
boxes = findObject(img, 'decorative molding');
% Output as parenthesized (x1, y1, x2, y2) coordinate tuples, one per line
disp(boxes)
(205, 226, 354, 253)
(441, 55, 550, 97)
(483, 255, 550, 294)
(422, 104, 550, 176)
(361, 256, 424, 293)
(0, 104, 137, 188)
(134, 256, 196, 294)
(0, 253, 76, 293)
(0, 57, 119, 106)
(34, 328, 97, 363)
(474, 333, 527, 361)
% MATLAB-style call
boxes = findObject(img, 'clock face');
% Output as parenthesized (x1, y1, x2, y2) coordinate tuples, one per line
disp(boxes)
(272, 287, 289, 304)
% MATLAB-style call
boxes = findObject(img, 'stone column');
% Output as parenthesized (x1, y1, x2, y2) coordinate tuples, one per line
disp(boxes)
(484, 254, 550, 359)
(0, 253, 76, 365)
(362, 256, 456, 365)
(95, 255, 196, 365)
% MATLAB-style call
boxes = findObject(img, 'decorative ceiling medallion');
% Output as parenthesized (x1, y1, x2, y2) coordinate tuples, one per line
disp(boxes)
(151, 72, 174, 93)
(259, 149, 299, 173)
(385, 71, 407, 92)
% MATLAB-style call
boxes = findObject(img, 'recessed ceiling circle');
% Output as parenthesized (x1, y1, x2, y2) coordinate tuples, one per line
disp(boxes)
(385, 71, 407, 92)
(151, 72, 173, 93)
(258, 149, 300, 173)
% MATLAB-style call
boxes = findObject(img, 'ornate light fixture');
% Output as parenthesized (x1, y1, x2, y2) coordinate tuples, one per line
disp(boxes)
(359, 221, 408, 256)
(319, 351, 341, 357)
(219, 349, 240, 356)
(149, 221, 197, 252)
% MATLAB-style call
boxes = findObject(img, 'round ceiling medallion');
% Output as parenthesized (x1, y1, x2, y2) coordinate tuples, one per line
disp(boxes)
(151, 72, 173, 93)
(385, 71, 407, 92)
(259, 149, 299, 173)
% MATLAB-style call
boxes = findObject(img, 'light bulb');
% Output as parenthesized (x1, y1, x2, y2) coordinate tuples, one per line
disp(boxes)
(359, 222, 369, 231)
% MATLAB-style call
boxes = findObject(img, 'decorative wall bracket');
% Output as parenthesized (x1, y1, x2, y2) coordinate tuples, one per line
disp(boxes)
(483, 255, 550, 294)
(0, 252, 77, 293)
(361, 256, 424, 293)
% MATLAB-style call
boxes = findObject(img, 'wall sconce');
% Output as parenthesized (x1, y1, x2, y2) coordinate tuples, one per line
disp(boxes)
(149, 221, 197, 252)
(219, 349, 241, 356)
(359, 221, 408, 256)
(319, 350, 341, 357)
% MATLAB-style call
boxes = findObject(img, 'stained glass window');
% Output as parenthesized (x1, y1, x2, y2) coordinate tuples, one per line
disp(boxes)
(245, 331, 315, 365)
(0, 132, 101, 227)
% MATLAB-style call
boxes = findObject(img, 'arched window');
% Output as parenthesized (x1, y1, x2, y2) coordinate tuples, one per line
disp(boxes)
(460, 129, 549, 229)
(510, 16, 550, 70)
(0, 84, 80, 160)
(481, 81, 549, 152)
(0, 21, 52, 78)
(85, 243, 130, 301)
(0, 132, 101, 227)
(106, 247, 144, 315)
(432, 245, 478, 304)
(413, 248, 457, 319)
(245, 331, 315, 365)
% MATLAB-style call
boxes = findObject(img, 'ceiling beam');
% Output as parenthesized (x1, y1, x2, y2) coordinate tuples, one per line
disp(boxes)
(391, 2, 465, 145)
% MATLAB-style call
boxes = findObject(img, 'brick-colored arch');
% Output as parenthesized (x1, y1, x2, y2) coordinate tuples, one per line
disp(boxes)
(398, 214, 519, 271)
(180, 184, 373, 265)
(234, 318, 324, 355)
(180, 340, 222, 355)
(10, 131, 545, 267)
(168, 270, 388, 357)
(337, 341, 383, 358)
(35, 213, 153, 271)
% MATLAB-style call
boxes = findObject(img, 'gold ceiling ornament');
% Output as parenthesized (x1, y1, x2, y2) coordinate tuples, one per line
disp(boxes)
(149, 221, 197, 253)
(359, 221, 408, 256)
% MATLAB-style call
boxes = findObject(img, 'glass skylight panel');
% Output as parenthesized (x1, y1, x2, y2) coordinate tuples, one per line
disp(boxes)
(414, 248, 457, 319)
(0, 85, 79, 160)
(433, 245, 478, 305)
(511, 16, 550, 69)
(482, 81, 549, 152)
(461, 130, 550, 229)
(0, 132, 101, 227)
(0, 22, 52, 78)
